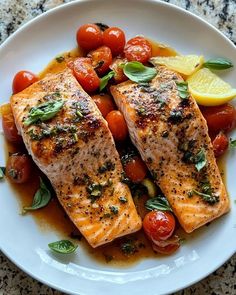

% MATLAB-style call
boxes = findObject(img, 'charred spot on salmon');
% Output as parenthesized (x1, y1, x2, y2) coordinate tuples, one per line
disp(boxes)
(168, 109, 184, 124)
(98, 161, 115, 173)
(119, 196, 128, 203)
(161, 130, 169, 138)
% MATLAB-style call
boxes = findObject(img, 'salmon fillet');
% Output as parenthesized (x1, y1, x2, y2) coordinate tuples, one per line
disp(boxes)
(11, 69, 142, 247)
(111, 66, 230, 233)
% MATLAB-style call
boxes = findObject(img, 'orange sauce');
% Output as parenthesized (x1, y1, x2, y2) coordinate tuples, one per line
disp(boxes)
(1, 41, 227, 266)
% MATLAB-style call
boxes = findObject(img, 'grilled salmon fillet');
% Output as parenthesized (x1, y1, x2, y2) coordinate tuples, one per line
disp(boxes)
(11, 69, 142, 247)
(111, 66, 230, 233)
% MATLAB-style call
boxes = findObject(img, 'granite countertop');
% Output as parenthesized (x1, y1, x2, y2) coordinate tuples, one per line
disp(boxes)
(0, 0, 236, 294)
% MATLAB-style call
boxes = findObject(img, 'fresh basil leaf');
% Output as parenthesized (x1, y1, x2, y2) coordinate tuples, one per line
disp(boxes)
(24, 99, 64, 126)
(203, 58, 233, 70)
(48, 240, 78, 254)
(194, 148, 207, 171)
(100, 71, 115, 91)
(123, 62, 157, 83)
(145, 195, 173, 212)
(0, 167, 6, 179)
(22, 177, 51, 214)
(55, 56, 65, 63)
(176, 81, 189, 100)
(230, 138, 236, 148)
(189, 189, 219, 205)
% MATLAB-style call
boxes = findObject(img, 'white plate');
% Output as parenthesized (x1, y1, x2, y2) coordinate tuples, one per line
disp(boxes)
(0, 0, 236, 294)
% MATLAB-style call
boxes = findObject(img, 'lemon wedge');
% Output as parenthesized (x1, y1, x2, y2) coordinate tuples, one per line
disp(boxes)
(149, 55, 204, 76)
(187, 68, 236, 106)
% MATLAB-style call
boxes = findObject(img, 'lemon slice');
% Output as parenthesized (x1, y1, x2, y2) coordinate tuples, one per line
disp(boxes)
(149, 55, 204, 75)
(187, 68, 236, 106)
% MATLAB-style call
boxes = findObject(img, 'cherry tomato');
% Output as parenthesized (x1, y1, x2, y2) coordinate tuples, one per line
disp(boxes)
(200, 104, 236, 135)
(6, 154, 32, 184)
(105, 110, 128, 141)
(73, 57, 100, 93)
(2, 109, 22, 143)
(12, 71, 38, 94)
(88, 46, 112, 75)
(124, 36, 152, 63)
(143, 210, 175, 242)
(92, 94, 116, 117)
(110, 58, 128, 83)
(124, 156, 147, 182)
(152, 241, 180, 255)
(103, 27, 126, 56)
(212, 132, 229, 158)
(76, 23, 103, 51)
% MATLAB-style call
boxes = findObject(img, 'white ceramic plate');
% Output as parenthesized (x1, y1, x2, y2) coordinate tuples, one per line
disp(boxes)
(0, 0, 236, 294)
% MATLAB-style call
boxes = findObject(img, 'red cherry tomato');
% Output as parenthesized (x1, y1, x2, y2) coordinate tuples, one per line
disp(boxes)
(110, 58, 128, 83)
(73, 57, 100, 93)
(6, 154, 32, 184)
(103, 27, 126, 56)
(92, 94, 116, 118)
(88, 46, 112, 75)
(106, 110, 128, 141)
(143, 210, 176, 242)
(124, 36, 152, 63)
(124, 156, 147, 183)
(12, 71, 38, 94)
(200, 104, 236, 136)
(212, 132, 229, 158)
(76, 24, 103, 51)
(2, 108, 22, 143)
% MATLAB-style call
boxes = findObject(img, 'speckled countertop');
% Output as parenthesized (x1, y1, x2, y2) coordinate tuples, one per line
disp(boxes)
(0, 0, 236, 294)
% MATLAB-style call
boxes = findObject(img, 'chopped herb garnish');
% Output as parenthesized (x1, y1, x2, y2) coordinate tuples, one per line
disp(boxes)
(48, 240, 78, 254)
(188, 189, 219, 205)
(76, 109, 84, 118)
(123, 61, 157, 83)
(100, 71, 115, 91)
(145, 195, 173, 212)
(24, 100, 64, 126)
(194, 148, 207, 172)
(98, 161, 115, 173)
(168, 109, 184, 124)
(176, 81, 189, 100)
(119, 196, 128, 203)
(87, 183, 103, 200)
(8, 168, 17, 179)
(120, 241, 137, 255)
(109, 205, 119, 215)
(162, 131, 169, 138)
(55, 56, 65, 63)
(230, 138, 236, 148)
(203, 57, 233, 70)
(0, 167, 6, 179)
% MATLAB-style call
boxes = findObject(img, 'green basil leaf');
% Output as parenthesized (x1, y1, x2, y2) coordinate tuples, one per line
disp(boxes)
(55, 56, 65, 63)
(176, 81, 189, 100)
(203, 58, 233, 70)
(0, 167, 6, 179)
(24, 99, 64, 126)
(189, 189, 219, 205)
(100, 71, 115, 91)
(22, 177, 51, 214)
(123, 62, 157, 83)
(145, 195, 173, 212)
(48, 240, 78, 254)
(194, 148, 207, 171)
(230, 138, 236, 148)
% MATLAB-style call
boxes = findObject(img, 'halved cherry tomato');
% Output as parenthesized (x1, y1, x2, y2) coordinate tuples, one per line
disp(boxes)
(143, 210, 175, 242)
(76, 23, 103, 51)
(110, 58, 128, 83)
(124, 36, 152, 63)
(88, 46, 112, 75)
(2, 109, 22, 143)
(6, 154, 32, 184)
(200, 104, 236, 136)
(124, 156, 147, 183)
(73, 57, 100, 93)
(92, 94, 116, 117)
(12, 71, 38, 94)
(212, 132, 229, 158)
(105, 110, 128, 141)
(103, 27, 126, 56)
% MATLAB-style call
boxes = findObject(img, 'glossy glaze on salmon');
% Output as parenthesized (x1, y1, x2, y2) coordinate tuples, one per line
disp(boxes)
(11, 69, 142, 247)
(111, 66, 229, 233)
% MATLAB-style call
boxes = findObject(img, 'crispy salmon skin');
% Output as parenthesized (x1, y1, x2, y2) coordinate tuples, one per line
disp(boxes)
(11, 69, 142, 247)
(111, 66, 229, 233)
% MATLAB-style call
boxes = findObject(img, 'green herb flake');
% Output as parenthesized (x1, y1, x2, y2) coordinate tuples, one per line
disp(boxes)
(189, 189, 219, 205)
(100, 71, 115, 91)
(120, 241, 137, 255)
(176, 81, 189, 100)
(145, 195, 173, 212)
(22, 178, 51, 214)
(203, 57, 233, 70)
(24, 100, 64, 126)
(55, 56, 65, 63)
(230, 138, 236, 148)
(123, 62, 157, 83)
(0, 167, 6, 179)
(110, 205, 119, 215)
(48, 240, 78, 254)
(194, 148, 207, 172)
(119, 196, 128, 203)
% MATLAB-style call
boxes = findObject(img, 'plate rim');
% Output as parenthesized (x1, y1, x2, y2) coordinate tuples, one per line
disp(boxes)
(0, 0, 236, 294)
